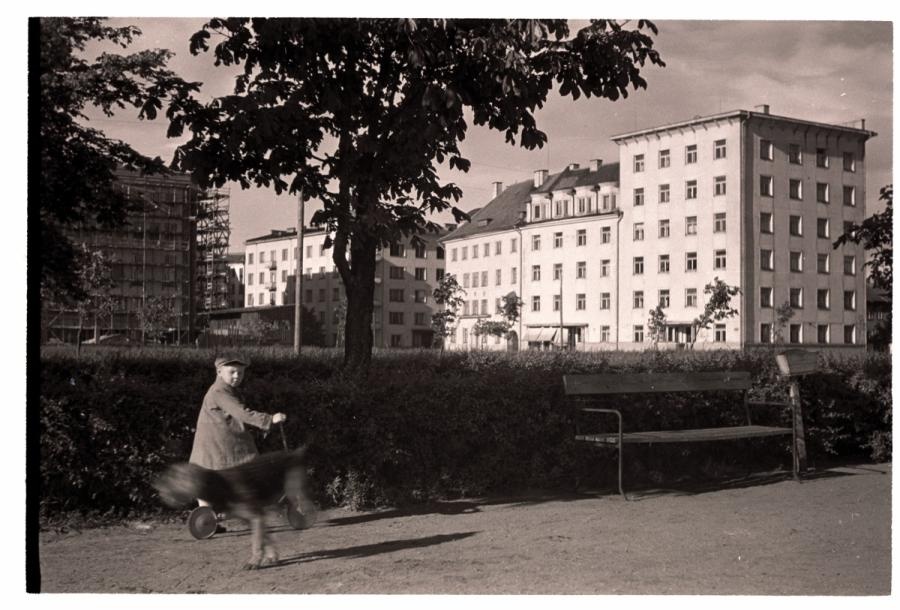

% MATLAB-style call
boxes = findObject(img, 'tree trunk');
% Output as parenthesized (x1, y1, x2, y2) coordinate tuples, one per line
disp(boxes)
(342, 232, 377, 373)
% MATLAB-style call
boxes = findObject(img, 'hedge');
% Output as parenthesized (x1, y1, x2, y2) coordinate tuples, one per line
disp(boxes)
(37, 347, 891, 520)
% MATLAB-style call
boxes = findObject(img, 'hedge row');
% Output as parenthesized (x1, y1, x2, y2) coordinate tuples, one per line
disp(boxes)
(38, 347, 891, 520)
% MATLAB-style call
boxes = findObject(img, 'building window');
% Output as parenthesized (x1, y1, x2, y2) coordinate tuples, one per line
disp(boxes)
(436, 246, 445, 260)
(601, 227, 611, 244)
(633, 223, 644, 241)
(436, 268, 445, 281)
(553, 263, 562, 281)
(714, 176, 726, 197)
(281, 248, 288, 261)
(659, 183, 670, 204)
(816, 148, 829, 168)
(248, 294, 254, 306)
(532, 265, 541, 282)
(248, 274, 254, 286)
(790, 287, 803, 309)
(281, 269, 287, 282)
(248, 253, 254, 265)
(482, 243, 489, 257)
(461, 246, 468, 260)
(714, 139, 727, 160)
(659, 149, 670, 168)
(844, 324, 856, 344)
(817, 324, 830, 344)
(760, 287, 773, 308)
(686, 252, 697, 272)
(318, 289, 326, 302)
(760, 175, 774, 197)
(481, 298, 488, 315)
(389, 288, 404, 302)
(817, 289, 830, 310)
(576, 293, 586, 310)
(634, 154, 645, 172)
(790, 251, 803, 272)
(760, 323, 773, 344)
(553, 200, 564, 217)
(760, 212, 773, 234)
(390, 243, 406, 258)
(843, 152, 856, 172)
(789, 144, 803, 165)
(415, 267, 427, 281)
(789, 215, 803, 236)
(686, 180, 698, 200)
(659, 289, 670, 308)
(685, 288, 698, 308)
(577, 197, 587, 214)
(686, 216, 697, 235)
(576, 261, 586, 279)
(843, 185, 856, 207)
(600, 259, 610, 277)
(472, 272, 479, 288)
(659, 254, 670, 273)
(633, 257, 644, 275)
(844, 256, 856, 276)
(817, 218, 830, 238)
(508, 267, 516, 284)
(471, 300, 478, 315)
(817, 253, 830, 274)
(451, 248, 457, 262)
(633, 291, 644, 309)
(685, 144, 698, 164)
(714, 250, 727, 270)
(461, 328, 467, 345)
(390, 265, 405, 280)
(600, 293, 611, 309)
(714, 324, 726, 342)
(532, 235, 541, 251)
(472, 244, 479, 259)
(815, 183, 829, 205)
(553, 232, 563, 248)
(790, 324, 802, 344)
(533, 203, 542, 220)
(511, 238, 517, 253)
(554, 295, 563, 311)
(388, 311, 404, 325)
(481, 270, 488, 286)
(495, 269, 502, 286)
(601, 194, 613, 212)
(577, 229, 586, 246)
(634, 188, 645, 206)
(260, 251, 266, 263)
(789, 179, 803, 200)
(760, 139, 774, 161)
(304, 289, 312, 303)
(658, 219, 671, 238)
(600, 326, 610, 342)
(714, 213, 726, 233)
(844, 290, 856, 311)
(414, 290, 427, 304)
(634, 325, 645, 343)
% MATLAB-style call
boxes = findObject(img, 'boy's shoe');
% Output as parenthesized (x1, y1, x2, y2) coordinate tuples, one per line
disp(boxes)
(215, 524, 227, 534)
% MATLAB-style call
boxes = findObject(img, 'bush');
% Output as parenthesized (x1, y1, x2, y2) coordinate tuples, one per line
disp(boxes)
(37, 347, 891, 521)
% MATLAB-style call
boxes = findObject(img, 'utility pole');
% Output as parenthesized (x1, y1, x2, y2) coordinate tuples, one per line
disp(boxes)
(293, 191, 305, 355)
(559, 265, 564, 349)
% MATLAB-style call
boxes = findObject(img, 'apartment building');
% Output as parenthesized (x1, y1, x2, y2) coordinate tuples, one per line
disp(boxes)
(224, 253, 245, 309)
(443, 108, 873, 351)
(243, 227, 447, 347)
(42, 167, 199, 344)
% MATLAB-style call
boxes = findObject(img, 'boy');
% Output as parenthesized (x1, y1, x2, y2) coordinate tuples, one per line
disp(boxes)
(190, 354, 287, 508)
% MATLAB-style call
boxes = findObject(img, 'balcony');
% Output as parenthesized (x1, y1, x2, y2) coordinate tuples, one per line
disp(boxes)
(266, 282, 277, 291)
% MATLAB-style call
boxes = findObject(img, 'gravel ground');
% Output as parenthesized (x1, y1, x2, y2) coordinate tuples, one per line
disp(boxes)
(39, 462, 891, 595)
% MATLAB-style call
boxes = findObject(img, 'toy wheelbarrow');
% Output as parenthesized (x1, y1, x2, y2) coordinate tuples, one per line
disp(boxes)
(188, 424, 318, 540)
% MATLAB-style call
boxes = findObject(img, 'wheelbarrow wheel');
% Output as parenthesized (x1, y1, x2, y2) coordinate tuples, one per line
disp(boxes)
(188, 506, 219, 540)
(285, 499, 318, 530)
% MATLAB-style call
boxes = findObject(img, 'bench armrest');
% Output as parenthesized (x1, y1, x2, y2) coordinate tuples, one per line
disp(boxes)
(576, 407, 623, 441)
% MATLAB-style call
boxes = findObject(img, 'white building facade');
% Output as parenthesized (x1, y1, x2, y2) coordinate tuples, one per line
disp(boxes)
(444, 108, 873, 351)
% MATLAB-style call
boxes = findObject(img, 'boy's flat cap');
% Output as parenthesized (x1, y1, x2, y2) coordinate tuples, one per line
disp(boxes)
(215, 354, 250, 368)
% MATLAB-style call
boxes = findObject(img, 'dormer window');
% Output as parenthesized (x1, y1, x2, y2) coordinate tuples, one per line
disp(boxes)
(533, 204, 541, 220)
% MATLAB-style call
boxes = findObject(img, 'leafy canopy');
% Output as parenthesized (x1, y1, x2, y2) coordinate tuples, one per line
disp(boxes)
(38, 17, 199, 303)
(834, 185, 892, 293)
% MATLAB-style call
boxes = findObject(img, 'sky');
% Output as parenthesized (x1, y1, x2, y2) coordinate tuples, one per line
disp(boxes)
(76, 15, 894, 254)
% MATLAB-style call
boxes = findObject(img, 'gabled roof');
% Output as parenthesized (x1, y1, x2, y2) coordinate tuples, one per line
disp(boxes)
(444, 163, 620, 241)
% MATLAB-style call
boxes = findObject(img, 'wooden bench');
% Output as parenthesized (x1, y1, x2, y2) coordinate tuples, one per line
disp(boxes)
(563, 370, 807, 500)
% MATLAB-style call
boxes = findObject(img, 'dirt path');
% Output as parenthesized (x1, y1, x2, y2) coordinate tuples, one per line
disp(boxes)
(39, 463, 891, 594)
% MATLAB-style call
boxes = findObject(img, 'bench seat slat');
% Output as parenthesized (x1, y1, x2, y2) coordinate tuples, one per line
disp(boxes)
(575, 425, 792, 445)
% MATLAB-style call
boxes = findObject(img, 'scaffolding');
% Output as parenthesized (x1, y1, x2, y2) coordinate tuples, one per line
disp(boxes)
(195, 187, 232, 312)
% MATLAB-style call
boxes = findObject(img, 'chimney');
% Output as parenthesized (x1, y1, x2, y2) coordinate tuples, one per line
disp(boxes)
(763, 104, 770, 114)
(492, 181, 504, 198)
(444, 223, 457, 232)
(589, 159, 603, 171)
(861, 118, 866, 130)
(533, 169, 548, 188)
(567, 163, 580, 171)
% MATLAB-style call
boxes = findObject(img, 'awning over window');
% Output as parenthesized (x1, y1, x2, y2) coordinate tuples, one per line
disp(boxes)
(524, 327, 558, 342)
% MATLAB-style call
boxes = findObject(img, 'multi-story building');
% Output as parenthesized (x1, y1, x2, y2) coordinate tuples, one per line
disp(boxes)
(225, 253, 245, 309)
(444, 108, 874, 351)
(243, 226, 448, 347)
(42, 167, 200, 344)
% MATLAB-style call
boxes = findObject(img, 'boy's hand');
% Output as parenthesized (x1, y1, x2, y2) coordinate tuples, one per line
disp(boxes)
(272, 413, 287, 424)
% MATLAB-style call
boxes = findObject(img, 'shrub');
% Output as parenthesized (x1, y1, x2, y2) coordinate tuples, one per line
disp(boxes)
(37, 347, 890, 520)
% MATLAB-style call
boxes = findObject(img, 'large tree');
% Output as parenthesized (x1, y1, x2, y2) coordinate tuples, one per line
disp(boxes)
(168, 18, 664, 371)
(38, 17, 198, 303)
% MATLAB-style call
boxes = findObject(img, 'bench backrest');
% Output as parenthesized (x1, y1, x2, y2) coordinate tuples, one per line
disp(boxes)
(563, 371, 752, 396)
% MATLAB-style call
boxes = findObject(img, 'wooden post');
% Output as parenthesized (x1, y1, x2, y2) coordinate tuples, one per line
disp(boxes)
(789, 379, 808, 478)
